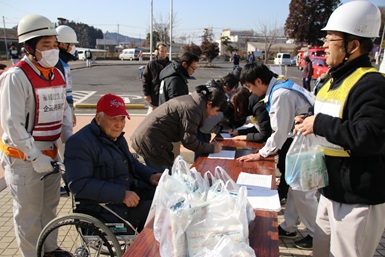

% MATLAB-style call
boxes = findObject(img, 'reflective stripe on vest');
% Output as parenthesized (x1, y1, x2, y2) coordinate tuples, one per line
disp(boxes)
(16, 61, 66, 141)
(0, 140, 58, 160)
(266, 79, 315, 112)
(315, 67, 379, 157)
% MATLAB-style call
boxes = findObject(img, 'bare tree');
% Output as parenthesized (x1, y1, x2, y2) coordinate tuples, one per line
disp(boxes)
(256, 20, 280, 63)
(178, 34, 189, 45)
(152, 13, 179, 46)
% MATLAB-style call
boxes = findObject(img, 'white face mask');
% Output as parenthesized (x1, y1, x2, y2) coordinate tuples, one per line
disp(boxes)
(36, 49, 59, 68)
(69, 45, 76, 56)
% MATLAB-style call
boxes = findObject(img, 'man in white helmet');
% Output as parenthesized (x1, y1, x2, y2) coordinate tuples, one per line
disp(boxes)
(294, 1, 385, 256)
(56, 25, 78, 127)
(0, 14, 72, 257)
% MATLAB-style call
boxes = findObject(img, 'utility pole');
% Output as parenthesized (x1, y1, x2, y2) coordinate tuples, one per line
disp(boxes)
(169, 0, 173, 60)
(150, 0, 153, 61)
(376, 23, 385, 65)
(3, 16, 9, 60)
(117, 24, 119, 46)
(103, 32, 106, 59)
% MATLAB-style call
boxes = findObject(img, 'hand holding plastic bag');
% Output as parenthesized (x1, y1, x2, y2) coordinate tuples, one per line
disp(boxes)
(285, 133, 328, 191)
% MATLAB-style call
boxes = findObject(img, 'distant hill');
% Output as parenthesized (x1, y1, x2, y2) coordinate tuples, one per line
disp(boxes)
(104, 32, 142, 45)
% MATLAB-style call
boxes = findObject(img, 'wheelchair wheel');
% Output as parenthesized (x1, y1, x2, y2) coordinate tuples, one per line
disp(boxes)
(37, 213, 123, 257)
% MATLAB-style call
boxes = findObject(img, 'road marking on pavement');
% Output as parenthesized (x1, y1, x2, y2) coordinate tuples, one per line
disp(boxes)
(73, 91, 96, 104)
(73, 91, 144, 106)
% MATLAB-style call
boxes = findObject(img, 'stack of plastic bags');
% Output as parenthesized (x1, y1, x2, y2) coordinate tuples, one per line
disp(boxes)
(145, 156, 256, 257)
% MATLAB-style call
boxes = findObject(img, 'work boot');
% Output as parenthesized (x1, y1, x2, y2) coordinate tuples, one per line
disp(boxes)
(278, 225, 297, 239)
(294, 235, 313, 250)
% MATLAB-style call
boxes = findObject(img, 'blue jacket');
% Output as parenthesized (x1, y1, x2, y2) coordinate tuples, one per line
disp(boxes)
(64, 119, 156, 222)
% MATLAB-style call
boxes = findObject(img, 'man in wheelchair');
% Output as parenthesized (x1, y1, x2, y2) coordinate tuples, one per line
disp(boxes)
(64, 93, 161, 235)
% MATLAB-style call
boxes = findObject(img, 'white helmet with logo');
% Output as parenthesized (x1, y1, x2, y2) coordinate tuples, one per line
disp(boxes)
(56, 25, 79, 44)
(322, 1, 381, 38)
(18, 14, 57, 43)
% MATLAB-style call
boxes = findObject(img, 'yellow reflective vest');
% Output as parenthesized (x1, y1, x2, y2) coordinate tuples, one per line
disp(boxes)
(315, 67, 379, 157)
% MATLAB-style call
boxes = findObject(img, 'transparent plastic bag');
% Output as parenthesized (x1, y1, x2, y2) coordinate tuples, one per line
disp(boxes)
(148, 156, 207, 243)
(186, 184, 251, 256)
(285, 133, 328, 191)
(193, 235, 256, 257)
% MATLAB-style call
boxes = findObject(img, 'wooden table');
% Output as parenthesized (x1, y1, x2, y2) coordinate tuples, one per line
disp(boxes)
(123, 138, 279, 257)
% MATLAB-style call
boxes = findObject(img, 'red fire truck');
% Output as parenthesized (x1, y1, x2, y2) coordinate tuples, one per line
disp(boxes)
(298, 46, 326, 70)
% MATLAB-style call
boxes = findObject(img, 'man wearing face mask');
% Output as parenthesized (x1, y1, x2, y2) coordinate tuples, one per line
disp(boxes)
(56, 25, 79, 127)
(0, 14, 72, 257)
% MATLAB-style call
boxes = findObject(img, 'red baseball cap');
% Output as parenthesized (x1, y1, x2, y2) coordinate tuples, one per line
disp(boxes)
(96, 93, 130, 119)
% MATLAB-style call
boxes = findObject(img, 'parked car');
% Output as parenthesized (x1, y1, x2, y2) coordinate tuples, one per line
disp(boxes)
(298, 47, 326, 70)
(290, 57, 297, 66)
(76, 50, 85, 61)
(311, 56, 329, 79)
(274, 53, 291, 66)
(119, 48, 140, 61)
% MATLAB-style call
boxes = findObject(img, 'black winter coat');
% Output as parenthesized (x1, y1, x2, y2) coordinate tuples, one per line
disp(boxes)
(158, 60, 189, 105)
(314, 55, 385, 205)
(142, 57, 171, 106)
(237, 94, 272, 142)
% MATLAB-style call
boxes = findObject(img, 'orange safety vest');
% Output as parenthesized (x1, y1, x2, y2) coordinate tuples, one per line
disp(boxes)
(16, 61, 66, 141)
(0, 140, 58, 160)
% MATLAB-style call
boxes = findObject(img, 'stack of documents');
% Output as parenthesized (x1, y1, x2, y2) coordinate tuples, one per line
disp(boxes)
(236, 172, 281, 212)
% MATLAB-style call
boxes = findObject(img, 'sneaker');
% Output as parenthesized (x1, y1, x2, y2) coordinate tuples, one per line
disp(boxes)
(278, 225, 298, 239)
(44, 248, 73, 257)
(294, 235, 313, 250)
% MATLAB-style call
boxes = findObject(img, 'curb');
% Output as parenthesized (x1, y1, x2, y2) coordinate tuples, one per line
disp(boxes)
(75, 103, 146, 109)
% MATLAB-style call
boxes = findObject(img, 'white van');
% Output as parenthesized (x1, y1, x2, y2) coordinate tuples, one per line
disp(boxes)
(119, 48, 140, 61)
(274, 53, 291, 66)
(76, 50, 85, 61)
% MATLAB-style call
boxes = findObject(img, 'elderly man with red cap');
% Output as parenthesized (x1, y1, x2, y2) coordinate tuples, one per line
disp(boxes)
(64, 93, 161, 236)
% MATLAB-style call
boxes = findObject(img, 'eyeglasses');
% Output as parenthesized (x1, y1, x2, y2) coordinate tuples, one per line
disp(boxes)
(189, 65, 198, 71)
(322, 38, 343, 44)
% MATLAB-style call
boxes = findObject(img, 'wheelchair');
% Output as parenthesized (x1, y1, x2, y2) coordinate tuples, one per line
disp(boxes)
(37, 162, 139, 257)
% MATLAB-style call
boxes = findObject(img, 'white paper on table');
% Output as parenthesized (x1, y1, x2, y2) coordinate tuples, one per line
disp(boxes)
(236, 172, 281, 212)
(235, 123, 254, 131)
(221, 123, 254, 133)
(207, 150, 236, 160)
(219, 133, 232, 139)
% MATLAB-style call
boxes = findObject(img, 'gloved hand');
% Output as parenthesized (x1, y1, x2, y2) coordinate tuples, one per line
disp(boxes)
(32, 154, 53, 173)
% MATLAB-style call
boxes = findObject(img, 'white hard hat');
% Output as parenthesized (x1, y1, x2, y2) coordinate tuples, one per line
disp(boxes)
(322, 1, 381, 38)
(56, 25, 79, 43)
(18, 14, 57, 43)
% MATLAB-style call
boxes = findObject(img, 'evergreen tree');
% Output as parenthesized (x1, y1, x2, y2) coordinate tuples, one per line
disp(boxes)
(200, 39, 219, 65)
(285, 0, 340, 46)
(68, 21, 103, 48)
